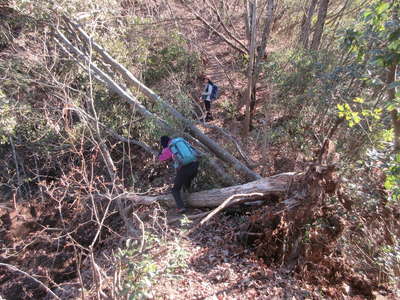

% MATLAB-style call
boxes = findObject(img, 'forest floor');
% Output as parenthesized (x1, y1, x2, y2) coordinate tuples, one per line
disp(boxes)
(152, 212, 345, 300)
(2, 196, 395, 299)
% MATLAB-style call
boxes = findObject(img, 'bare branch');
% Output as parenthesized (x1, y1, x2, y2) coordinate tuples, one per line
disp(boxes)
(204, 0, 248, 52)
(199, 192, 263, 225)
(178, 1, 248, 55)
(0, 263, 61, 300)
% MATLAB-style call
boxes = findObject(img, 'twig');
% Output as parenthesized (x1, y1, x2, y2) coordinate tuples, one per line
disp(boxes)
(196, 121, 256, 167)
(132, 211, 145, 252)
(204, 0, 248, 52)
(179, 0, 248, 55)
(0, 263, 61, 300)
(317, 117, 344, 163)
(71, 242, 85, 300)
(168, 211, 211, 224)
(200, 192, 263, 225)
(0, 203, 13, 211)
(9, 136, 22, 199)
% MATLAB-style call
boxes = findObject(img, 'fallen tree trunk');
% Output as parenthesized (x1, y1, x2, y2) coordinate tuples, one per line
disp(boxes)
(54, 28, 236, 185)
(120, 172, 296, 208)
(64, 18, 261, 181)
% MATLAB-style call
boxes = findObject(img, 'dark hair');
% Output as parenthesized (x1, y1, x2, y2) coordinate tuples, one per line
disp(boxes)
(160, 136, 170, 148)
(204, 78, 213, 85)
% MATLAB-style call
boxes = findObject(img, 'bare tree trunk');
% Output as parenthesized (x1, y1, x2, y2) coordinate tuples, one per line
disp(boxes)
(243, 0, 257, 136)
(247, 0, 275, 130)
(387, 64, 400, 152)
(253, 0, 275, 79)
(121, 172, 295, 207)
(244, 0, 252, 41)
(298, 0, 318, 49)
(56, 21, 261, 181)
(310, 0, 330, 51)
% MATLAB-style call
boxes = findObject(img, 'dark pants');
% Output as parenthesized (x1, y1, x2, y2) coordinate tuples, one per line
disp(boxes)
(171, 161, 199, 209)
(204, 100, 212, 119)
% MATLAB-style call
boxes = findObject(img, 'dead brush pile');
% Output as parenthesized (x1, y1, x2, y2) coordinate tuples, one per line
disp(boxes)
(238, 161, 399, 298)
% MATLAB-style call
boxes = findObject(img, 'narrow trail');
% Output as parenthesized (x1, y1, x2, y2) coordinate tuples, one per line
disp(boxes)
(203, 41, 226, 82)
(201, 38, 239, 95)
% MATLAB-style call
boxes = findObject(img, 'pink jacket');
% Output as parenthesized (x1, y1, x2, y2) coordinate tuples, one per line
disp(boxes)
(158, 147, 173, 161)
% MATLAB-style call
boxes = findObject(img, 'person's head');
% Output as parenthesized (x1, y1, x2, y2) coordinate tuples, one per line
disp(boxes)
(160, 136, 170, 148)
(203, 77, 212, 85)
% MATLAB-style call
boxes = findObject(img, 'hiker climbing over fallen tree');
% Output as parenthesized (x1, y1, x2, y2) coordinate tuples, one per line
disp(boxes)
(158, 136, 200, 213)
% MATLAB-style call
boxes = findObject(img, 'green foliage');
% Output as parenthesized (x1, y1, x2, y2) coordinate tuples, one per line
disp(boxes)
(116, 238, 159, 299)
(359, 1, 400, 66)
(343, 1, 400, 107)
(341, 0, 400, 206)
(0, 93, 17, 143)
(218, 98, 237, 120)
(142, 32, 200, 85)
(384, 153, 400, 202)
(337, 102, 361, 127)
(115, 234, 189, 299)
(262, 48, 376, 157)
(337, 144, 400, 287)
(174, 92, 197, 120)
(376, 242, 400, 285)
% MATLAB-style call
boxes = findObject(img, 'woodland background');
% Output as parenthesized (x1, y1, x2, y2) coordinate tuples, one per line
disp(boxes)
(0, 0, 399, 299)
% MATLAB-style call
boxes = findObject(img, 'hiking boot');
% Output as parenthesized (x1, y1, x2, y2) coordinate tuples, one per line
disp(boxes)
(176, 207, 186, 214)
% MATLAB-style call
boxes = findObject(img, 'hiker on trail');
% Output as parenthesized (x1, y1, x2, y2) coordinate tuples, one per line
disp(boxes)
(201, 77, 215, 122)
(158, 136, 200, 213)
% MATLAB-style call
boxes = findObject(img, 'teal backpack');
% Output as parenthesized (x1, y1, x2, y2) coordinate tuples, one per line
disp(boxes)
(169, 138, 198, 167)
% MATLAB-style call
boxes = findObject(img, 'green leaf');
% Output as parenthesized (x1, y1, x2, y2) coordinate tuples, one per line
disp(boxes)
(361, 110, 370, 116)
(353, 113, 361, 124)
(353, 97, 365, 103)
(363, 10, 373, 19)
(388, 39, 400, 51)
(387, 104, 396, 111)
(373, 57, 385, 67)
(375, 2, 390, 15)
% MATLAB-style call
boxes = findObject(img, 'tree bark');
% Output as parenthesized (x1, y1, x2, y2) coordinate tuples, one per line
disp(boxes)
(121, 172, 296, 207)
(310, 0, 330, 51)
(387, 64, 400, 152)
(246, 0, 275, 131)
(298, 0, 318, 49)
(59, 20, 261, 181)
(244, 0, 252, 41)
(243, 0, 257, 136)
